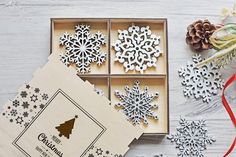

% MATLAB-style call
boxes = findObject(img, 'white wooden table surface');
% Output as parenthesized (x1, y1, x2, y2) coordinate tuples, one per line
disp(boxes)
(0, 0, 235, 156)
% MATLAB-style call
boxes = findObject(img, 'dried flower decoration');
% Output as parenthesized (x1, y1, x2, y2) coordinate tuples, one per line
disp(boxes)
(197, 24, 236, 68)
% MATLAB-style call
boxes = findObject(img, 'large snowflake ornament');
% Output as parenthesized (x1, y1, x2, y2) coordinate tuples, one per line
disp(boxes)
(60, 24, 106, 74)
(167, 118, 215, 157)
(113, 25, 161, 73)
(114, 80, 159, 125)
(178, 54, 224, 103)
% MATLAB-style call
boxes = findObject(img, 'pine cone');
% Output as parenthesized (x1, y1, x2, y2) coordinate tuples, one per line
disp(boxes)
(186, 20, 216, 52)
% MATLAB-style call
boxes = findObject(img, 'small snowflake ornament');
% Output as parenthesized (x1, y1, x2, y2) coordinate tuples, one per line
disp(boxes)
(113, 25, 161, 73)
(114, 80, 159, 125)
(178, 54, 224, 103)
(167, 118, 215, 157)
(60, 24, 106, 74)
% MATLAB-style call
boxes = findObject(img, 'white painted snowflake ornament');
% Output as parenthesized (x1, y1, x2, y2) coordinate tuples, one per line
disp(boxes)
(114, 80, 159, 125)
(60, 25, 106, 74)
(113, 25, 161, 73)
(178, 54, 224, 103)
(167, 118, 215, 157)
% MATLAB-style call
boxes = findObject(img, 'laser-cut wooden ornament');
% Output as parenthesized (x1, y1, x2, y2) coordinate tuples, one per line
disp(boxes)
(113, 25, 161, 73)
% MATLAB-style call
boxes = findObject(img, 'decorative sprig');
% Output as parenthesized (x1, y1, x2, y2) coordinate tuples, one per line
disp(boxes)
(197, 24, 236, 68)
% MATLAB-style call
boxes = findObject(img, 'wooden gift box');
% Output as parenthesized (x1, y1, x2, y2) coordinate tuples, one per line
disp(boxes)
(50, 18, 169, 136)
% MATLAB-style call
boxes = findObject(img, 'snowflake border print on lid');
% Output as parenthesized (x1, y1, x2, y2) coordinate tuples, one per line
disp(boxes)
(167, 118, 215, 157)
(84, 145, 122, 157)
(178, 54, 224, 103)
(114, 80, 159, 125)
(113, 25, 161, 73)
(59, 24, 106, 74)
(2, 84, 49, 128)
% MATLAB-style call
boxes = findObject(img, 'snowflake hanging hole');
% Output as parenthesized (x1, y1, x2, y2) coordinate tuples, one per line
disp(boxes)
(114, 80, 159, 125)
(59, 24, 107, 74)
(178, 54, 224, 103)
(153, 104, 159, 109)
(113, 25, 162, 73)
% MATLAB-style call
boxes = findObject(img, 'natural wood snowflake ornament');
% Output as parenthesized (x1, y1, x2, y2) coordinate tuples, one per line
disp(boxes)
(114, 80, 159, 125)
(60, 25, 106, 74)
(113, 25, 161, 73)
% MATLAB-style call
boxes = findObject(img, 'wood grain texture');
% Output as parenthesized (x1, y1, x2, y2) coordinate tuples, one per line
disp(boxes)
(0, 0, 235, 156)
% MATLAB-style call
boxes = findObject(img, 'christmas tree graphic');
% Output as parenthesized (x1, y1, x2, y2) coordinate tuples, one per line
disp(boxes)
(55, 115, 78, 139)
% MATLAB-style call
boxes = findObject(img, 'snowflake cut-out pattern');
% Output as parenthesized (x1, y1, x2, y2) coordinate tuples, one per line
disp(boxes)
(113, 25, 161, 73)
(167, 118, 215, 157)
(114, 80, 159, 125)
(178, 54, 224, 103)
(2, 84, 49, 128)
(60, 24, 106, 74)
